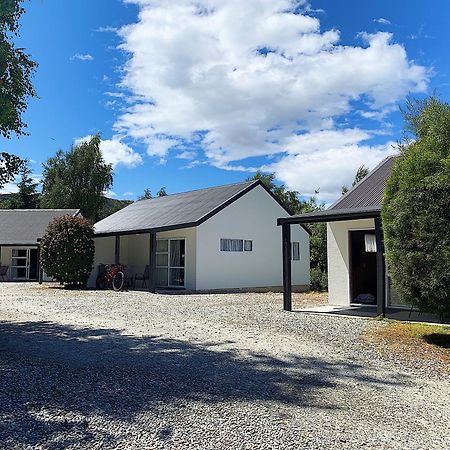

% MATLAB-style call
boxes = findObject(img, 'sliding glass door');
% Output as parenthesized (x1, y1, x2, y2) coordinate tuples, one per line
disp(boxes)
(10, 248, 38, 280)
(156, 239, 185, 288)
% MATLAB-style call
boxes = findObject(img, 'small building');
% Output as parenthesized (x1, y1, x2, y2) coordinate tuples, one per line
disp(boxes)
(90, 180, 310, 292)
(278, 156, 404, 313)
(0, 209, 80, 281)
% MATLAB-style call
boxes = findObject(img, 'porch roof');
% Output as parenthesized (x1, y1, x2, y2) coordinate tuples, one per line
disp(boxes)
(0, 209, 80, 246)
(277, 207, 380, 225)
(277, 155, 398, 226)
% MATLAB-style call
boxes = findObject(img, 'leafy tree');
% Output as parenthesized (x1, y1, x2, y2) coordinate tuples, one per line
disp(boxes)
(342, 165, 369, 195)
(2, 160, 39, 208)
(0, 0, 38, 138)
(138, 186, 167, 200)
(0, 151, 24, 189)
(138, 188, 152, 200)
(41, 135, 113, 221)
(247, 171, 328, 291)
(40, 215, 95, 287)
(382, 97, 450, 320)
(157, 186, 167, 197)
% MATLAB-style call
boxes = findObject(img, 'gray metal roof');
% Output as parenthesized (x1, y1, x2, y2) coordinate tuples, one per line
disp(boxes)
(94, 181, 262, 236)
(0, 209, 80, 245)
(277, 155, 398, 226)
(329, 156, 398, 211)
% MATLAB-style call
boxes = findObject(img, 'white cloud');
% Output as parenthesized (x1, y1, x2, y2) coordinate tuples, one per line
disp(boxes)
(74, 135, 143, 168)
(122, 191, 135, 197)
(176, 150, 197, 160)
(373, 18, 391, 25)
(111, 0, 428, 199)
(95, 26, 119, 33)
(264, 130, 398, 201)
(104, 190, 117, 198)
(70, 53, 94, 61)
(0, 182, 19, 195)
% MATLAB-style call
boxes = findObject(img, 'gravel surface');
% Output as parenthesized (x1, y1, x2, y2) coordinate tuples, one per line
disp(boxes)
(0, 283, 449, 450)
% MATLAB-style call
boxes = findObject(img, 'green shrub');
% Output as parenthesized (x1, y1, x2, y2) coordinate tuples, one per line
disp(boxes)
(40, 215, 95, 287)
(310, 267, 328, 292)
(382, 97, 450, 320)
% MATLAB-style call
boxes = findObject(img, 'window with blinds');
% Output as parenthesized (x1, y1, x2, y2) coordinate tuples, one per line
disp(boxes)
(220, 239, 253, 252)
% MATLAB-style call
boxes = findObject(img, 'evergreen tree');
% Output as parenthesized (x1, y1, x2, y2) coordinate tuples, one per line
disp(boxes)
(3, 161, 39, 208)
(382, 97, 450, 319)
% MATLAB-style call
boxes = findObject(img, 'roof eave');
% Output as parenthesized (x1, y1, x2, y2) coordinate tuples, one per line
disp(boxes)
(277, 208, 381, 225)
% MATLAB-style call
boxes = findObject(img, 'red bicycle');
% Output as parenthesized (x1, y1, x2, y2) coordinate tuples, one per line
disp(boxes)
(96, 264, 126, 291)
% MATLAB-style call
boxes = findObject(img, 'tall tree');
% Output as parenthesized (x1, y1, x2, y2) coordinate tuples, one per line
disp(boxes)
(342, 165, 369, 195)
(0, 151, 24, 189)
(2, 160, 39, 208)
(41, 135, 113, 221)
(156, 186, 167, 197)
(382, 97, 450, 319)
(0, 1, 35, 187)
(138, 186, 167, 200)
(138, 188, 152, 201)
(0, 0, 38, 138)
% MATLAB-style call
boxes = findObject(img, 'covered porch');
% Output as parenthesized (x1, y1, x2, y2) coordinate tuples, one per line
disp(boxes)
(90, 226, 196, 292)
(277, 207, 388, 315)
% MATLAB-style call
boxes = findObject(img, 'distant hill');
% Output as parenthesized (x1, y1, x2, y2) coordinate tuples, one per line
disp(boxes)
(99, 197, 133, 220)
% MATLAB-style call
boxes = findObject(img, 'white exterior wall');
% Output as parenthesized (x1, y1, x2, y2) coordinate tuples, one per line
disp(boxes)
(88, 228, 197, 290)
(0, 246, 50, 281)
(327, 219, 375, 306)
(155, 227, 197, 290)
(195, 184, 310, 291)
(88, 236, 115, 286)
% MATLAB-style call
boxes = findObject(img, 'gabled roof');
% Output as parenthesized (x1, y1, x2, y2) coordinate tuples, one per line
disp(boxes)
(329, 156, 398, 211)
(278, 155, 398, 225)
(95, 180, 306, 236)
(0, 209, 80, 246)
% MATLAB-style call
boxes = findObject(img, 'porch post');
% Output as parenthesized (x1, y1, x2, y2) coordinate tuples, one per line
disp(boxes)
(114, 235, 121, 265)
(148, 231, 157, 293)
(374, 216, 386, 316)
(282, 223, 292, 311)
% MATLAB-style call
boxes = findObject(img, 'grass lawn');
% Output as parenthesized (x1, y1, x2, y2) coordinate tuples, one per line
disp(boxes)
(363, 320, 450, 374)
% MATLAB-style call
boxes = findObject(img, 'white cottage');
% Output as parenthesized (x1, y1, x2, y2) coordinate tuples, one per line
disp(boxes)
(90, 180, 310, 292)
(278, 156, 405, 314)
(0, 209, 80, 281)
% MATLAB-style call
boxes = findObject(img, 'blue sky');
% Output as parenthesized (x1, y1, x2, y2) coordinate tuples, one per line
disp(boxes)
(2, 0, 449, 202)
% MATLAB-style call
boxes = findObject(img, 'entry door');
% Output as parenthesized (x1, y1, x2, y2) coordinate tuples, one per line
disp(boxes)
(11, 248, 38, 280)
(349, 231, 377, 304)
(155, 239, 185, 288)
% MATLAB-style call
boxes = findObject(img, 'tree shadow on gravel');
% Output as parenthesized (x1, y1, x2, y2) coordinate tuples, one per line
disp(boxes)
(0, 320, 412, 448)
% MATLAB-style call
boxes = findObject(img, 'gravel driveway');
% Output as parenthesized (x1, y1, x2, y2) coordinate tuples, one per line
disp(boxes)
(0, 284, 449, 449)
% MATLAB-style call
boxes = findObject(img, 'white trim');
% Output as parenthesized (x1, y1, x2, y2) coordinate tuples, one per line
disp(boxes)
(9, 247, 38, 280)
(156, 238, 186, 288)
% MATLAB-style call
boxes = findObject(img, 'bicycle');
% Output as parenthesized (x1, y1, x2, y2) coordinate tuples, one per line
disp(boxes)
(96, 264, 126, 291)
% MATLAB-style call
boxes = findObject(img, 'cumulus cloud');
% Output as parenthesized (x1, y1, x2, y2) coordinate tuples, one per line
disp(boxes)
(264, 130, 398, 201)
(373, 18, 391, 25)
(70, 53, 94, 61)
(0, 182, 19, 195)
(74, 135, 143, 168)
(104, 190, 117, 198)
(112, 0, 428, 199)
